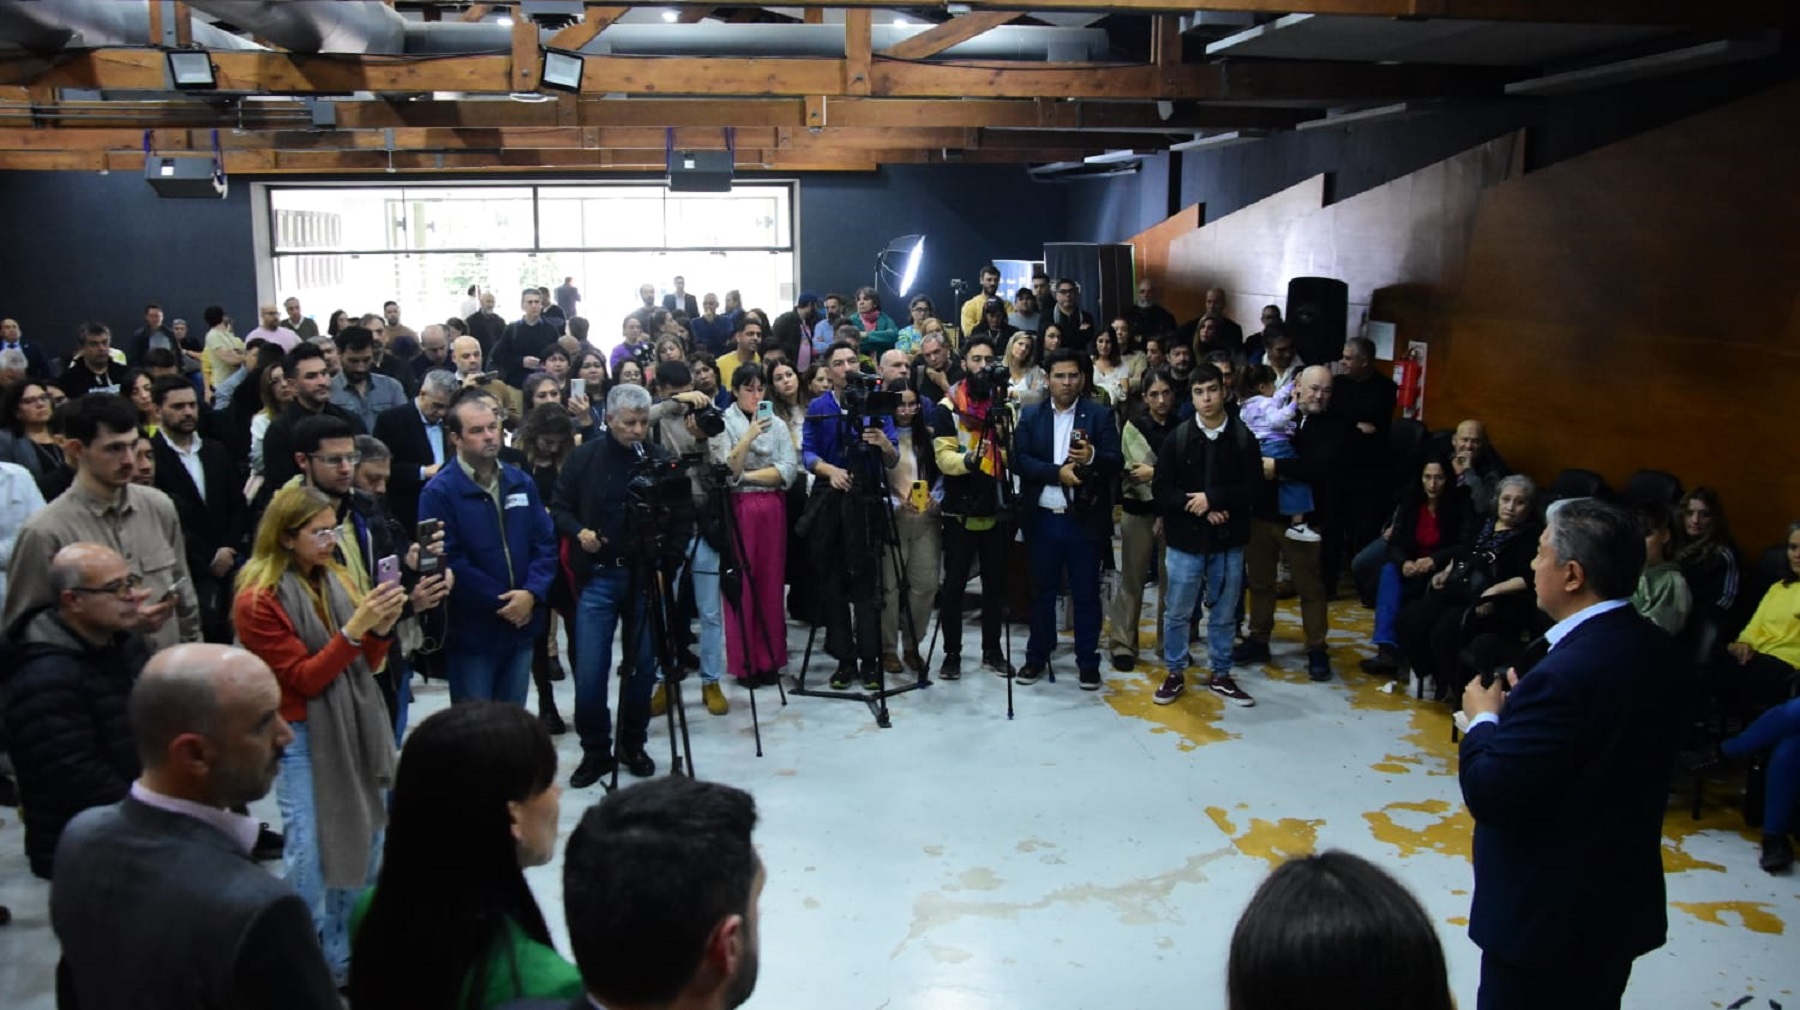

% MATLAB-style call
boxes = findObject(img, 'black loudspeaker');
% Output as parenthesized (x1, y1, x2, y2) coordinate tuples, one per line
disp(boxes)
(668, 150, 732, 193)
(1286, 276, 1348, 367)
(1043, 242, 1134, 336)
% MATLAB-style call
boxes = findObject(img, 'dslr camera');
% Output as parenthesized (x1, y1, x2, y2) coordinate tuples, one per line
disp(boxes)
(965, 361, 1010, 402)
(688, 401, 725, 438)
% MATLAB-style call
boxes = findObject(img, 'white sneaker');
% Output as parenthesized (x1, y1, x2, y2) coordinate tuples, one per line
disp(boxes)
(1284, 522, 1322, 543)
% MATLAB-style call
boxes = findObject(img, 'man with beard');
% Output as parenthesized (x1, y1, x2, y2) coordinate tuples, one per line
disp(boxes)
(256, 342, 365, 516)
(151, 376, 245, 643)
(328, 326, 409, 431)
(52, 644, 340, 1010)
(514, 777, 762, 1010)
(464, 290, 506, 362)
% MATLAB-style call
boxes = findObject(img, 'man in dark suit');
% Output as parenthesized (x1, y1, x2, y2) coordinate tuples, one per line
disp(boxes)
(662, 274, 700, 319)
(373, 368, 457, 529)
(255, 341, 365, 517)
(52, 643, 339, 1010)
(1013, 348, 1122, 689)
(150, 377, 246, 643)
(1046, 278, 1097, 353)
(1459, 497, 1686, 1010)
(1, 316, 50, 378)
(501, 777, 763, 1010)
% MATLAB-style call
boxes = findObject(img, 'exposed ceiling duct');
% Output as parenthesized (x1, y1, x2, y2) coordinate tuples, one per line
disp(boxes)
(404, 22, 1112, 62)
(182, 0, 406, 54)
(0, 0, 262, 52)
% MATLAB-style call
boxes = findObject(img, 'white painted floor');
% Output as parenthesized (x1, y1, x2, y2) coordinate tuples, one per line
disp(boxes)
(2, 595, 1794, 1009)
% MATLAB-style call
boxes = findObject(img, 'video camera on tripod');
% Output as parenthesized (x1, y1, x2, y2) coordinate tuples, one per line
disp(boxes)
(964, 361, 1011, 402)
(839, 370, 902, 422)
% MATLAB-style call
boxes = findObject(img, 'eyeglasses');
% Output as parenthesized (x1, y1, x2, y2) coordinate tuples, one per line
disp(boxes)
(17, 394, 50, 406)
(69, 573, 144, 598)
(290, 526, 340, 544)
(1056, 288, 1075, 295)
(308, 452, 362, 468)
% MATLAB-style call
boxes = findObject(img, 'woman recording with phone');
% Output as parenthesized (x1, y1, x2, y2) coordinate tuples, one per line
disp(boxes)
(233, 483, 406, 986)
(878, 378, 941, 677)
(708, 363, 797, 686)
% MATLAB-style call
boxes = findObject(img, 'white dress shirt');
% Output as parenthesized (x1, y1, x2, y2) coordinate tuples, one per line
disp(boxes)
(1035, 400, 1078, 511)
(160, 430, 206, 499)
(1465, 598, 1630, 733)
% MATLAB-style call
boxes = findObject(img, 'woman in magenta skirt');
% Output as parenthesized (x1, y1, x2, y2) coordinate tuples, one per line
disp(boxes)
(709, 362, 798, 685)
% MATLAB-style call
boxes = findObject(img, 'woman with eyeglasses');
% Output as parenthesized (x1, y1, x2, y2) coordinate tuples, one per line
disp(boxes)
(0, 380, 64, 497)
(896, 296, 935, 356)
(233, 483, 407, 986)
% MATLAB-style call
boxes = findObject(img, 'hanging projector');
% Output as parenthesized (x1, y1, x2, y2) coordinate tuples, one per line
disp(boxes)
(668, 150, 732, 193)
(145, 156, 228, 199)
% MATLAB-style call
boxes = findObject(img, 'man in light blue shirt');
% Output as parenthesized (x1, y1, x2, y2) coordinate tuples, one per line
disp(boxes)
(328, 327, 407, 431)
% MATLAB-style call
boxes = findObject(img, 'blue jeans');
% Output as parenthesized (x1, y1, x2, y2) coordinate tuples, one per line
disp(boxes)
(444, 625, 534, 705)
(1260, 436, 1313, 516)
(388, 651, 413, 738)
(1352, 536, 1389, 607)
(1026, 510, 1103, 670)
(1373, 562, 1405, 648)
(574, 569, 658, 756)
(669, 534, 724, 685)
(275, 722, 383, 984)
(1724, 695, 1800, 834)
(1163, 546, 1245, 676)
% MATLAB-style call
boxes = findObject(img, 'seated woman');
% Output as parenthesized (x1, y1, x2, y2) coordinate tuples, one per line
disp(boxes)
(1393, 474, 1540, 701)
(1674, 487, 1745, 632)
(1631, 501, 1692, 636)
(1719, 520, 1800, 709)
(233, 484, 406, 985)
(1002, 330, 1046, 407)
(1229, 850, 1454, 1010)
(1714, 521, 1800, 873)
(1361, 454, 1471, 676)
(348, 701, 581, 1009)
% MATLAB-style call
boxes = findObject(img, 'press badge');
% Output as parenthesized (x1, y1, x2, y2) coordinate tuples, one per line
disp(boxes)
(504, 493, 530, 509)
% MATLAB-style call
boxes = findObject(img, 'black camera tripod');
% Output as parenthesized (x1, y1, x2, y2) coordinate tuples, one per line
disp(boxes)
(792, 402, 928, 728)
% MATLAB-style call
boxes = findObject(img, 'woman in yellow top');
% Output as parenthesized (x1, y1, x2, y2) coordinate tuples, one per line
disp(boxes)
(348, 701, 581, 1009)
(1717, 521, 1800, 873)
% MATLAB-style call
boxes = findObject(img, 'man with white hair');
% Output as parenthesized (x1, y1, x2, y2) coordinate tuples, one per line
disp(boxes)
(374, 368, 458, 528)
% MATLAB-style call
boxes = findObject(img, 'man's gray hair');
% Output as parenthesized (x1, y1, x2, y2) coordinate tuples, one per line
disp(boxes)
(420, 369, 459, 399)
(0, 348, 27, 371)
(354, 434, 391, 464)
(49, 555, 88, 595)
(308, 334, 336, 349)
(1544, 497, 1644, 601)
(607, 382, 652, 415)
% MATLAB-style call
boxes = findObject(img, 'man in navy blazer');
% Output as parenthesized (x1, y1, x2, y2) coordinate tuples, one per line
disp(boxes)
(1013, 349, 1122, 688)
(1459, 497, 1685, 1010)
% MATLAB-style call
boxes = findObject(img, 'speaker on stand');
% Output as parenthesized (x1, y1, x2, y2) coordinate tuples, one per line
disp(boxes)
(1286, 277, 1349, 368)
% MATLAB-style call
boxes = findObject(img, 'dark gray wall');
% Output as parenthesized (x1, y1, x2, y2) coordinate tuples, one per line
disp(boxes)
(789, 164, 1066, 313)
(0, 163, 1066, 360)
(1063, 54, 1800, 245)
(0, 169, 259, 360)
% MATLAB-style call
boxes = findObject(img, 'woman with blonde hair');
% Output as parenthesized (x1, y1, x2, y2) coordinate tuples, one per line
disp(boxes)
(233, 483, 407, 986)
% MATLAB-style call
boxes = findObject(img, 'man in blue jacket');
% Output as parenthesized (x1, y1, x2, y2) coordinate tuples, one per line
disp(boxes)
(1459, 497, 1685, 1010)
(418, 394, 557, 706)
(1013, 349, 1122, 689)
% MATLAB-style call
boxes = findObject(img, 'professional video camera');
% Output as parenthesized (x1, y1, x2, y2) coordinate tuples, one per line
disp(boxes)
(688, 400, 726, 438)
(964, 361, 1011, 402)
(840, 369, 902, 419)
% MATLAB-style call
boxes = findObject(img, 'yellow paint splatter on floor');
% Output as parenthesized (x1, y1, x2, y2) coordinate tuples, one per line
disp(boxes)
(1362, 799, 1474, 860)
(1446, 916, 1469, 927)
(1205, 807, 1323, 866)
(1104, 670, 1237, 749)
(1672, 901, 1786, 935)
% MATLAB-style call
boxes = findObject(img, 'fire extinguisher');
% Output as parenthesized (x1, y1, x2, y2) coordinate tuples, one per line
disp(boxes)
(1395, 351, 1422, 415)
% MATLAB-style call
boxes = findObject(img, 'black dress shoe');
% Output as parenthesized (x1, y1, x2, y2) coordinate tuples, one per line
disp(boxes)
(538, 707, 567, 735)
(252, 824, 285, 861)
(549, 657, 568, 682)
(620, 748, 657, 778)
(570, 752, 617, 789)
(1359, 644, 1400, 675)
(1110, 654, 1134, 672)
(1761, 833, 1794, 873)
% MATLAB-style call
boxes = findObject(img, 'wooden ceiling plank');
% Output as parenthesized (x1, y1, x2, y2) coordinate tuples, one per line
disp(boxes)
(843, 9, 872, 97)
(510, 5, 539, 92)
(878, 12, 1020, 62)
(545, 6, 629, 51)
(461, 4, 495, 23)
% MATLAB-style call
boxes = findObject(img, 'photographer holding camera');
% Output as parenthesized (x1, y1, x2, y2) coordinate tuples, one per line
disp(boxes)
(646, 360, 730, 717)
(801, 341, 900, 691)
(551, 383, 671, 788)
(930, 334, 1015, 681)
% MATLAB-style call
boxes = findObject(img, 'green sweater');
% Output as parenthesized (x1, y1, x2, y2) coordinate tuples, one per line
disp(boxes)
(1632, 561, 1692, 636)
(351, 889, 585, 1009)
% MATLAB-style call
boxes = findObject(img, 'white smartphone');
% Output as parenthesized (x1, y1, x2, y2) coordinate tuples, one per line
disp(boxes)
(569, 377, 586, 399)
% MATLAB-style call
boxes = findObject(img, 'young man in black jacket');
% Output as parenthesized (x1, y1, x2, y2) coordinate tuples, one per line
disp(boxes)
(1, 543, 150, 878)
(1152, 364, 1262, 707)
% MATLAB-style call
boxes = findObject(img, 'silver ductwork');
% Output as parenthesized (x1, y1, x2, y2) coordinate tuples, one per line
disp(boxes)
(182, 0, 406, 54)
(0, 0, 263, 51)
(407, 22, 1111, 61)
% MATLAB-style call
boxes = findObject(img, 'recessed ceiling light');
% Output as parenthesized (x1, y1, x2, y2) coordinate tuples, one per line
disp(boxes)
(661, 9, 678, 22)
(496, 15, 513, 26)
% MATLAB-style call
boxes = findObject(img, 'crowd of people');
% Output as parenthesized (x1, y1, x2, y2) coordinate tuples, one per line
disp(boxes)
(0, 266, 1795, 1009)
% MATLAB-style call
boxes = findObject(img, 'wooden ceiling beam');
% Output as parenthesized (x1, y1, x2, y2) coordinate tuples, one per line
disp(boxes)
(14, 49, 1506, 102)
(878, 12, 1020, 62)
(509, 5, 539, 91)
